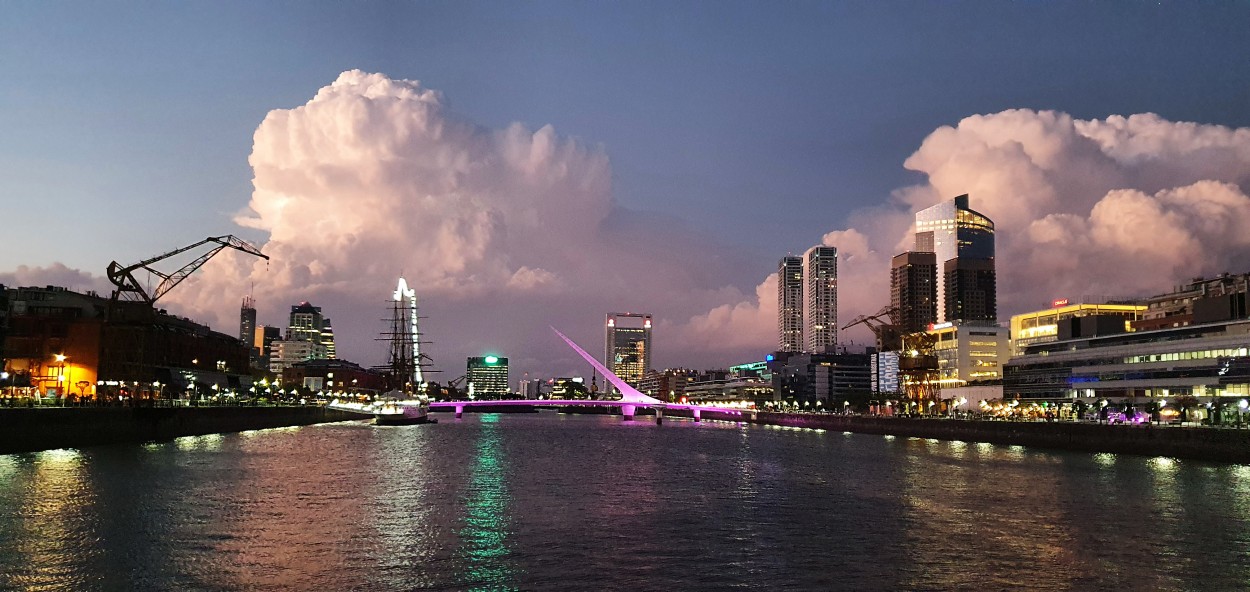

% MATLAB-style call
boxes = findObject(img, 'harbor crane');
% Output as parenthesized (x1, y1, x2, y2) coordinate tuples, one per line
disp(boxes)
(842, 305, 941, 407)
(841, 306, 902, 352)
(106, 235, 269, 304)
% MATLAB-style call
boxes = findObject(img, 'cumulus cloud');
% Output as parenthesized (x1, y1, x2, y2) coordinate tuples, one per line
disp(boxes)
(37, 72, 1249, 375)
(166, 70, 757, 375)
(684, 109, 1250, 346)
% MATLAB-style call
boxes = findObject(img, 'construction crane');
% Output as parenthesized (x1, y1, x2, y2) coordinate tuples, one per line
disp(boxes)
(107, 235, 269, 304)
(841, 306, 902, 352)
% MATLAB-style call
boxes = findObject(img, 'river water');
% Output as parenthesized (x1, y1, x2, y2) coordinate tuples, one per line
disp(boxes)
(1, 412, 1248, 591)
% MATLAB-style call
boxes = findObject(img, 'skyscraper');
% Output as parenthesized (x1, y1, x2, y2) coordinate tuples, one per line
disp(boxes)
(605, 313, 652, 388)
(944, 258, 997, 323)
(803, 246, 838, 352)
(914, 194, 995, 323)
(239, 296, 257, 346)
(240, 296, 261, 369)
(467, 355, 509, 399)
(777, 256, 804, 352)
(891, 251, 938, 333)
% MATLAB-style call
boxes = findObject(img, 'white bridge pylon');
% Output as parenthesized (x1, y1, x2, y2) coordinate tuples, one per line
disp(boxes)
(549, 326, 664, 406)
(427, 327, 742, 422)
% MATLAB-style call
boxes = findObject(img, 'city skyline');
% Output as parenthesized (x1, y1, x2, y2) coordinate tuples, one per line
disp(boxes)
(2, 4, 1250, 379)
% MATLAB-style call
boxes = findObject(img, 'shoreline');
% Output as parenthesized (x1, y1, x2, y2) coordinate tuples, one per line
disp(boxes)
(6, 405, 1250, 464)
(665, 408, 1250, 464)
(0, 406, 368, 455)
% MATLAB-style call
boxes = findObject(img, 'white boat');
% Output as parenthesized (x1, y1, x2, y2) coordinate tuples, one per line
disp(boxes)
(327, 393, 436, 426)
(372, 394, 436, 426)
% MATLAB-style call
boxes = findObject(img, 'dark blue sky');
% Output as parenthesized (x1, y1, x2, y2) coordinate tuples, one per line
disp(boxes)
(2, 1, 1247, 276)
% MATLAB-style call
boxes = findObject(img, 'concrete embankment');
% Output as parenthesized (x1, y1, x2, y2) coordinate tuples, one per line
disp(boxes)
(0, 406, 367, 455)
(744, 412, 1250, 464)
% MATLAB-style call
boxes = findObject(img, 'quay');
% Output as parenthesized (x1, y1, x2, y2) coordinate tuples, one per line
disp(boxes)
(0, 405, 364, 455)
(687, 410, 1250, 464)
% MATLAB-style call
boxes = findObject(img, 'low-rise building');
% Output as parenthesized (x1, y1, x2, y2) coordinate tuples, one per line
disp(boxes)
(768, 350, 871, 406)
(1004, 318, 1250, 402)
(1010, 300, 1146, 356)
(926, 321, 1010, 388)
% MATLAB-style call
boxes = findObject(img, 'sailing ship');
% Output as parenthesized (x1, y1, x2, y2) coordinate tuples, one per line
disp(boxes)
(329, 277, 436, 425)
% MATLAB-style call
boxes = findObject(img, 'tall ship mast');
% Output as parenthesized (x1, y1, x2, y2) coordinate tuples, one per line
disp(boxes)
(385, 277, 423, 391)
(334, 277, 437, 425)
(379, 276, 435, 394)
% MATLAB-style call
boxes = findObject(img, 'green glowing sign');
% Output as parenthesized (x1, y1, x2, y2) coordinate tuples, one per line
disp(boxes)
(484, 356, 499, 365)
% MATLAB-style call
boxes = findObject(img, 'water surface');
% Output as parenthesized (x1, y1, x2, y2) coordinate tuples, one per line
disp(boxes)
(1, 413, 1248, 590)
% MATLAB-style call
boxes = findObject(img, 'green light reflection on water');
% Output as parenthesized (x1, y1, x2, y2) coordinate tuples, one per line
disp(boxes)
(459, 413, 517, 591)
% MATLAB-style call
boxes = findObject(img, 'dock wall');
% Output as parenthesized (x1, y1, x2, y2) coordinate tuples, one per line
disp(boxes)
(0, 407, 366, 455)
(748, 412, 1250, 464)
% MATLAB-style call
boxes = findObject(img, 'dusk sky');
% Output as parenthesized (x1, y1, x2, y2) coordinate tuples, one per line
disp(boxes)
(3, 2, 1250, 380)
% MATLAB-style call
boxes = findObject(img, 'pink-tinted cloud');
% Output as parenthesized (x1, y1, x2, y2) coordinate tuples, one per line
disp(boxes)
(683, 109, 1250, 346)
(0, 263, 111, 295)
(17, 80, 1250, 377)
(164, 71, 758, 374)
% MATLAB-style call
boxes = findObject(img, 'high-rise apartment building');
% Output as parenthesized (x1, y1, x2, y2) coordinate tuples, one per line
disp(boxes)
(777, 256, 804, 352)
(914, 194, 995, 323)
(467, 355, 509, 399)
(891, 252, 937, 334)
(803, 246, 838, 353)
(605, 313, 652, 388)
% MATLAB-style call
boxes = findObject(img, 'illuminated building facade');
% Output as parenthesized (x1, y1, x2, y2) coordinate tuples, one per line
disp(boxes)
(270, 340, 323, 375)
(926, 322, 1010, 386)
(914, 194, 995, 323)
(871, 351, 901, 395)
(605, 313, 652, 387)
(1010, 300, 1146, 356)
(467, 355, 509, 399)
(271, 302, 333, 373)
(803, 246, 838, 352)
(288, 302, 324, 344)
(891, 251, 937, 334)
(777, 256, 804, 352)
(1005, 318, 1250, 402)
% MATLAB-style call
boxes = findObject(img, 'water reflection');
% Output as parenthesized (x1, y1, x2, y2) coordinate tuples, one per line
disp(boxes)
(2, 414, 1249, 590)
(0, 449, 96, 591)
(459, 414, 516, 591)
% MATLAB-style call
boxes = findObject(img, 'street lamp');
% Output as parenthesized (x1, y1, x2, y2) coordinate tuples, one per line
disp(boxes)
(53, 354, 68, 401)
